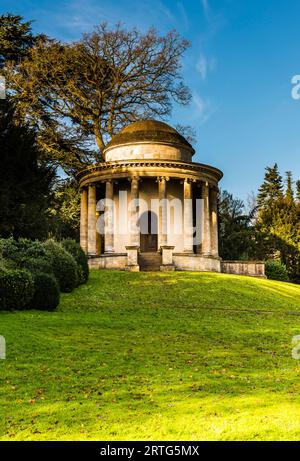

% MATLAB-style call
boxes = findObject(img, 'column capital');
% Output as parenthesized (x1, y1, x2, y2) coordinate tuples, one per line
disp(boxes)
(157, 176, 169, 183)
(180, 177, 196, 185)
(128, 175, 141, 182)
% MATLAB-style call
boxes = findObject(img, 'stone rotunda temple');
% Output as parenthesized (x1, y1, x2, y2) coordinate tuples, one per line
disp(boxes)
(77, 120, 264, 275)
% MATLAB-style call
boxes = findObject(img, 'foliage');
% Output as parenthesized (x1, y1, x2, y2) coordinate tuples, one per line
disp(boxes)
(0, 99, 55, 239)
(27, 271, 60, 311)
(6, 23, 191, 172)
(256, 166, 300, 281)
(48, 179, 80, 241)
(43, 240, 78, 292)
(0, 13, 38, 67)
(2, 271, 300, 439)
(265, 259, 289, 282)
(16, 256, 54, 276)
(0, 237, 48, 261)
(0, 267, 34, 310)
(257, 163, 283, 208)
(218, 190, 259, 260)
(61, 238, 89, 284)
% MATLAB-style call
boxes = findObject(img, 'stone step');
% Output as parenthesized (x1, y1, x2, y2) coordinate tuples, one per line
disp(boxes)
(139, 252, 162, 271)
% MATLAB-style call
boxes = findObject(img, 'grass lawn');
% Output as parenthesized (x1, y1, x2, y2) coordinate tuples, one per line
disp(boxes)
(1, 269, 300, 440)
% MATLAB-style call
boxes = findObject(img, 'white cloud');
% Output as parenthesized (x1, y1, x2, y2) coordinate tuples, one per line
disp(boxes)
(201, 0, 211, 19)
(176, 2, 189, 31)
(196, 53, 216, 80)
(192, 93, 211, 124)
(196, 54, 207, 80)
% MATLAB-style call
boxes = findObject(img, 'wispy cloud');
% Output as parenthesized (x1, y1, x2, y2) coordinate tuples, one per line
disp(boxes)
(176, 2, 189, 31)
(196, 54, 208, 80)
(201, 0, 211, 19)
(192, 93, 214, 124)
(196, 53, 216, 80)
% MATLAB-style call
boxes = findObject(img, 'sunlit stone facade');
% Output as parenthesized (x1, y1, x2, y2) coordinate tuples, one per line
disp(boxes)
(78, 120, 223, 271)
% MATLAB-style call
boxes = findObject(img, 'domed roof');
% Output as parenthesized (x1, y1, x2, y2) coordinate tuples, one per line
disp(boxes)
(105, 119, 195, 153)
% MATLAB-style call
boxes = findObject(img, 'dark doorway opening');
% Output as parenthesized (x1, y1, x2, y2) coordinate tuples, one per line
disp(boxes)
(139, 210, 158, 252)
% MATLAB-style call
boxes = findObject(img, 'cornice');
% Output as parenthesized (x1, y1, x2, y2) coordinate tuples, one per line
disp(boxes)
(77, 159, 223, 183)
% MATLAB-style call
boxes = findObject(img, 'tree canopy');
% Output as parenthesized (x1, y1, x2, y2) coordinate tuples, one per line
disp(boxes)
(0, 13, 39, 67)
(0, 99, 55, 239)
(5, 22, 191, 173)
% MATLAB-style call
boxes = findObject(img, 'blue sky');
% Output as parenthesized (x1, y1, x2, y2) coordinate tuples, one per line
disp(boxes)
(2, 0, 300, 200)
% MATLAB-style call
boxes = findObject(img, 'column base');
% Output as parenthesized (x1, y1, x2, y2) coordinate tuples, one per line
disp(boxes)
(125, 264, 140, 272)
(160, 264, 175, 272)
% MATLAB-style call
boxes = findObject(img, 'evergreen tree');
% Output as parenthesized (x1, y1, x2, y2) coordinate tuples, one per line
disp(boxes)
(285, 171, 294, 203)
(0, 99, 55, 239)
(257, 163, 283, 208)
(0, 13, 38, 67)
(48, 179, 80, 240)
(296, 180, 300, 202)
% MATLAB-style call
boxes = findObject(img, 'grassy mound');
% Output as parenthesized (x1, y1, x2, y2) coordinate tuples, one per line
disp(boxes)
(1, 270, 300, 440)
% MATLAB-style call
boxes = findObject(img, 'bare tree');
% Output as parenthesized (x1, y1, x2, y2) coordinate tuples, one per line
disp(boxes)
(6, 23, 191, 173)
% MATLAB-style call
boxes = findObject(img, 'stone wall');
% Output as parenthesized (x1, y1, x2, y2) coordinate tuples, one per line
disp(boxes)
(173, 254, 221, 272)
(221, 261, 265, 278)
(104, 142, 192, 162)
(88, 254, 127, 270)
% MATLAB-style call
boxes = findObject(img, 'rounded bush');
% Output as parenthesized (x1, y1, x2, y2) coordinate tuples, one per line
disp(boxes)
(0, 268, 34, 310)
(61, 239, 89, 284)
(44, 240, 78, 292)
(0, 238, 47, 261)
(27, 272, 60, 311)
(0, 237, 19, 260)
(16, 256, 54, 276)
(265, 259, 289, 282)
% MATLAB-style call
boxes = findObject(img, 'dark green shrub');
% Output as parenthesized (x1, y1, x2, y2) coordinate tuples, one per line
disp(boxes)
(61, 239, 89, 284)
(0, 268, 34, 310)
(265, 259, 289, 282)
(16, 256, 54, 276)
(0, 238, 47, 261)
(17, 239, 47, 258)
(44, 240, 78, 292)
(27, 272, 60, 311)
(0, 237, 19, 260)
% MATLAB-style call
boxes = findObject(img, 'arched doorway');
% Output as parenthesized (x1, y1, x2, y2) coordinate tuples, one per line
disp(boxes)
(139, 210, 158, 252)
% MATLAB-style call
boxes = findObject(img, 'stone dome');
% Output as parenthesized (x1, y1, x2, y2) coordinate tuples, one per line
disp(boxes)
(104, 119, 195, 162)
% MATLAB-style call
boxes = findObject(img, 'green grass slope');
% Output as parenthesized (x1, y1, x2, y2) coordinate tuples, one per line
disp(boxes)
(1, 270, 300, 440)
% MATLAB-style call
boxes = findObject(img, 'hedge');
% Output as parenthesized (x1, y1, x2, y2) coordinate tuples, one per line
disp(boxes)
(0, 268, 34, 310)
(61, 239, 89, 284)
(27, 272, 60, 311)
(265, 259, 289, 282)
(44, 240, 78, 292)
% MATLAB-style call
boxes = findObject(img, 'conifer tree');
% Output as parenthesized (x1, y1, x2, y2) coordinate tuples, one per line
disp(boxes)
(0, 99, 55, 239)
(296, 180, 300, 202)
(285, 171, 294, 203)
(257, 163, 283, 208)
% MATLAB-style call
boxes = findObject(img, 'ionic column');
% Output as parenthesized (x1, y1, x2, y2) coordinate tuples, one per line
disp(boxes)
(95, 210, 102, 256)
(87, 184, 97, 256)
(210, 186, 219, 257)
(158, 176, 168, 248)
(80, 187, 88, 254)
(183, 178, 194, 253)
(202, 181, 211, 255)
(104, 180, 114, 253)
(130, 176, 140, 246)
